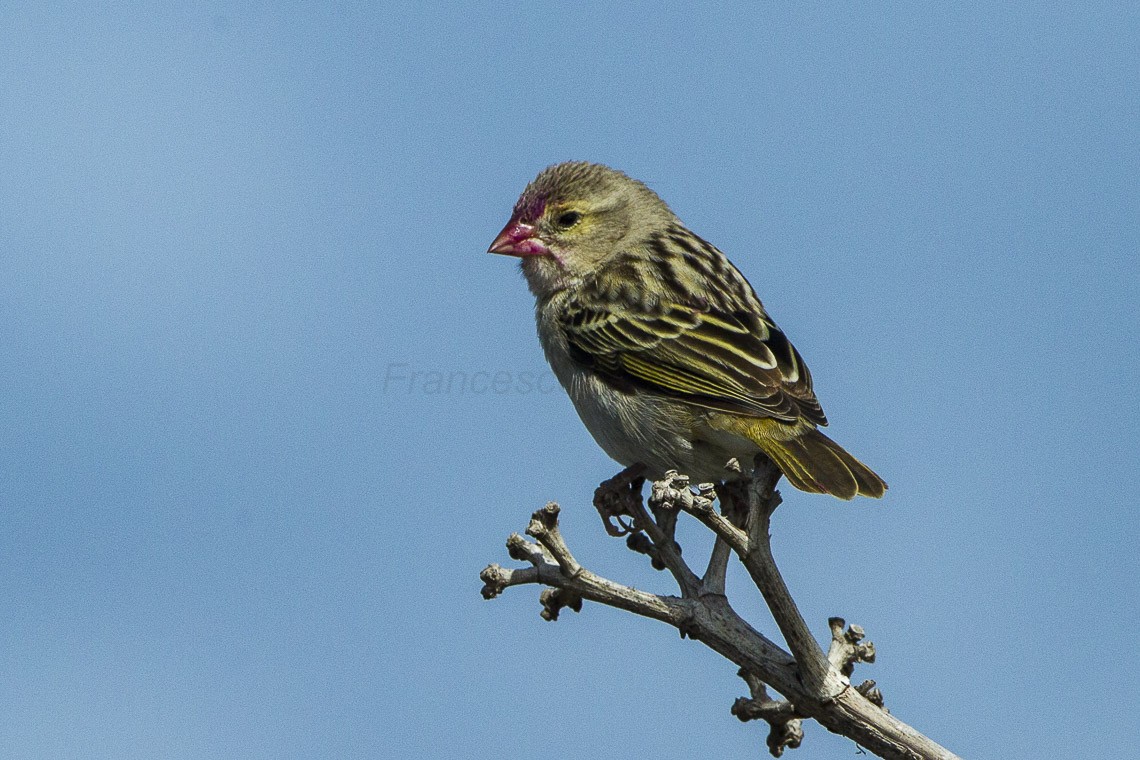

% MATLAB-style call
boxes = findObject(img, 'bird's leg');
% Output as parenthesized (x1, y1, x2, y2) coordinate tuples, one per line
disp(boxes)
(592, 463, 647, 537)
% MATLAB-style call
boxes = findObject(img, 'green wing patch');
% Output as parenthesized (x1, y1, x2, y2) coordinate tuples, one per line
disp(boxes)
(561, 298, 825, 425)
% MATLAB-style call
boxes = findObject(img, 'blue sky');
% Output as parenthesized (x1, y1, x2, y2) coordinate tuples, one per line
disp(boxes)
(1, 2, 1137, 758)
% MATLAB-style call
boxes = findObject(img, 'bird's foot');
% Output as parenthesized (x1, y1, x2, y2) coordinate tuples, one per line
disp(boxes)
(593, 464, 647, 537)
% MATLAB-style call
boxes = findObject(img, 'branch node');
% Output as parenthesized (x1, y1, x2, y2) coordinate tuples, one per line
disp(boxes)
(479, 564, 510, 599)
(626, 531, 669, 571)
(677, 611, 702, 641)
(649, 470, 717, 516)
(539, 587, 583, 621)
(733, 669, 805, 757)
(765, 718, 804, 758)
(525, 502, 583, 578)
(856, 680, 887, 710)
(526, 502, 561, 536)
(505, 532, 539, 563)
(828, 617, 878, 677)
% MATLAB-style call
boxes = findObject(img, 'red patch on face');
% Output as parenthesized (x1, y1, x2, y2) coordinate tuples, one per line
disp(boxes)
(512, 193, 547, 224)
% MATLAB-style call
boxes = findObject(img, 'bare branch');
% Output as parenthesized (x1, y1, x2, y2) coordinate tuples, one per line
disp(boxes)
(526, 503, 581, 578)
(479, 563, 536, 598)
(700, 461, 744, 596)
(482, 506, 694, 627)
(657, 471, 750, 555)
(702, 535, 732, 596)
(707, 456, 846, 700)
(481, 466, 962, 760)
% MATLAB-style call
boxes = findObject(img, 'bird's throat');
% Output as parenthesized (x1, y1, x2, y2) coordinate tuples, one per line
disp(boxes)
(521, 254, 572, 298)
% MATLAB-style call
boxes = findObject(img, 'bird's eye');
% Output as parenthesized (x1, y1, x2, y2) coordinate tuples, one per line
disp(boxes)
(556, 210, 582, 228)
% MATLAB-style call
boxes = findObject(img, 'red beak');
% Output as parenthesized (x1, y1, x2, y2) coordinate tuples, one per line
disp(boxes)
(488, 219, 551, 257)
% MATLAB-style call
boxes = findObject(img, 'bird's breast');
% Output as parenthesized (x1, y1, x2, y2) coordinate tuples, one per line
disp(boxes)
(533, 301, 757, 481)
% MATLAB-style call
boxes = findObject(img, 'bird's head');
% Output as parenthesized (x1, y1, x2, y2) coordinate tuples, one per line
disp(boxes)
(489, 162, 675, 295)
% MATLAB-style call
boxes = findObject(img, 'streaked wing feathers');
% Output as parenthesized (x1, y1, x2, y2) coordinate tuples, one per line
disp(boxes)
(562, 299, 827, 425)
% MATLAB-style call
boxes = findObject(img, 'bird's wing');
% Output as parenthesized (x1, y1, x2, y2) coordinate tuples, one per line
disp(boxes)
(561, 297, 827, 425)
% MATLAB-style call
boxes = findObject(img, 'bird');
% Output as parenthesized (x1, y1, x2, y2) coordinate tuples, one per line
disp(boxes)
(488, 161, 886, 499)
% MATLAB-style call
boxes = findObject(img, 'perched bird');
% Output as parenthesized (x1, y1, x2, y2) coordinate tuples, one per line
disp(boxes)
(488, 162, 886, 499)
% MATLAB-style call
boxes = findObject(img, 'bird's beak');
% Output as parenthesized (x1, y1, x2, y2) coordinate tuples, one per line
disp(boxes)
(488, 219, 550, 257)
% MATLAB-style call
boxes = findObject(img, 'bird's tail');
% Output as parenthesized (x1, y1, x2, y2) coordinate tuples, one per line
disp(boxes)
(755, 428, 887, 500)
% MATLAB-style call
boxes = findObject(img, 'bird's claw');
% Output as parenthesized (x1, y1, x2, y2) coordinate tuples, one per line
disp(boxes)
(593, 464, 648, 537)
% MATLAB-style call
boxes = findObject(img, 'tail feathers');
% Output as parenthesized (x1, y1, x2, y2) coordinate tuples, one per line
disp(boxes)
(757, 429, 887, 500)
